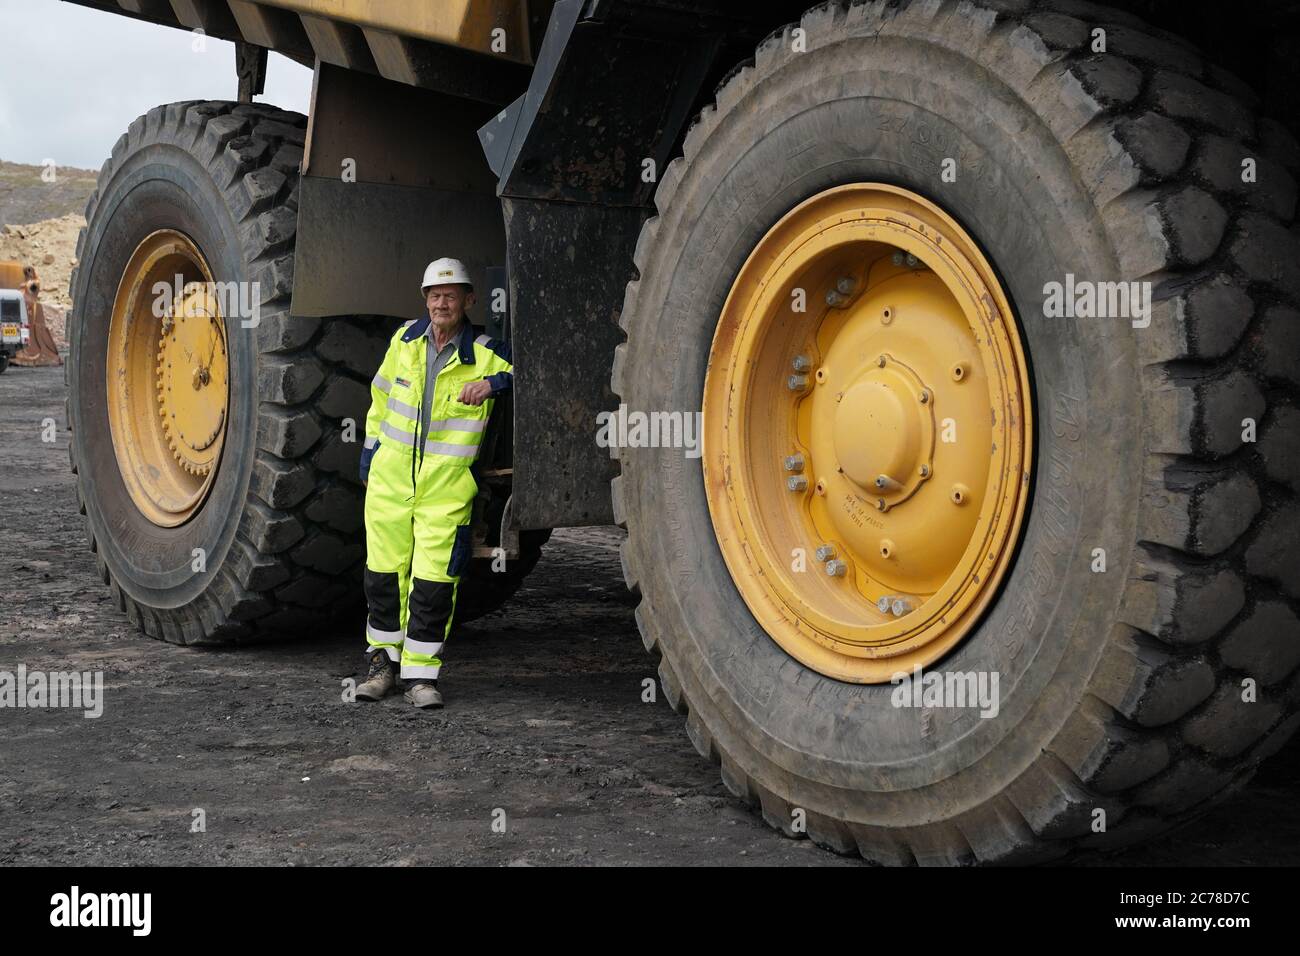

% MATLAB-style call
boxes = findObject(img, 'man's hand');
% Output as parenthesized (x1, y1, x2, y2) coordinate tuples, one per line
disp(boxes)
(457, 379, 493, 406)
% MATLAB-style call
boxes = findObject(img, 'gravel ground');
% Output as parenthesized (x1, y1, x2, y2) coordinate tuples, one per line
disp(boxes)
(1, 364, 1296, 866)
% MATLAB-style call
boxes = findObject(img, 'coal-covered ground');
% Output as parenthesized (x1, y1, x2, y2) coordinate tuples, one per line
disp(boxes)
(2, 364, 1297, 866)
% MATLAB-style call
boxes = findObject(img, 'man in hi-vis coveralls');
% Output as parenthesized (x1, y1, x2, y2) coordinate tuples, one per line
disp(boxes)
(354, 257, 513, 709)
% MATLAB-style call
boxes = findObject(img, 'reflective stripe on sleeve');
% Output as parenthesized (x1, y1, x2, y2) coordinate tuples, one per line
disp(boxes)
(372, 372, 392, 392)
(363, 436, 378, 449)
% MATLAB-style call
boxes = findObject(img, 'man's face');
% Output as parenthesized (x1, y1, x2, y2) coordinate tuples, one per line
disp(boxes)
(425, 284, 473, 332)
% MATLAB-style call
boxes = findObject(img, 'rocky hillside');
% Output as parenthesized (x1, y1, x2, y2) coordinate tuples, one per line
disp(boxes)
(0, 159, 97, 226)
(1, 159, 99, 344)
(0, 214, 83, 310)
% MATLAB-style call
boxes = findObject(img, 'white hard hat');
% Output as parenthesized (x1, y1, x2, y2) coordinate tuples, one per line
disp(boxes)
(421, 257, 473, 292)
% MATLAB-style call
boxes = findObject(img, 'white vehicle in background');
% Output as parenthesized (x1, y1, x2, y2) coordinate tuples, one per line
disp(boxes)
(0, 289, 30, 374)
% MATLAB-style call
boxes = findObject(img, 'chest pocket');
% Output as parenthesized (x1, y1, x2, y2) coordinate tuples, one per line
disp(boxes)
(443, 395, 491, 421)
(423, 365, 488, 454)
(435, 365, 487, 416)
(390, 350, 424, 406)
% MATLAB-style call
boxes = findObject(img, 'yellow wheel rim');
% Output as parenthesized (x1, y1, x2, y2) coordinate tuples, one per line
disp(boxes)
(703, 184, 1033, 683)
(106, 230, 229, 528)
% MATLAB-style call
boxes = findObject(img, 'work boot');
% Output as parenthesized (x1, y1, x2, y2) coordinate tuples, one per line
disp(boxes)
(405, 680, 443, 709)
(355, 650, 398, 701)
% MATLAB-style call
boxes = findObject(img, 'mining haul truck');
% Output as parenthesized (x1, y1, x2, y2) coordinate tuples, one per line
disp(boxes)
(63, 0, 1300, 864)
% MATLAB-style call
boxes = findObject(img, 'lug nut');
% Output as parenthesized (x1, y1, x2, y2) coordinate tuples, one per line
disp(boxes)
(891, 597, 913, 616)
(825, 560, 848, 577)
(877, 596, 892, 614)
(815, 544, 837, 563)
(825, 289, 848, 307)
(919, 464, 930, 478)
(919, 388, 931, 405)
(787, 374, 809, 391)
(787, 475, 808, 492)
(876, 498, 887, 511)
(783, 454, 805, 473)
(792, 354, 812, 372)
(905, 252, 920, 268)
(835, 276, 857, 295)
(891, 251, 905, 266)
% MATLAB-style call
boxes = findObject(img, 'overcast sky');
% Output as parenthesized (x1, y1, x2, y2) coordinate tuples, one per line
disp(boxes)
(0, 0, 313, 170)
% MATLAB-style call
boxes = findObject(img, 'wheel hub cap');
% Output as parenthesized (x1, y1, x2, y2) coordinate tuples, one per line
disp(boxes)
(106, 230, 229, 527)
(702, 184, 1033, 683)
(157, 284, 228, 478)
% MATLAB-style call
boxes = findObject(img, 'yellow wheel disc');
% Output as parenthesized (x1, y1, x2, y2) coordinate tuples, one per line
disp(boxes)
(106, 230, 229, 527)
(702, 184, 1033, 683)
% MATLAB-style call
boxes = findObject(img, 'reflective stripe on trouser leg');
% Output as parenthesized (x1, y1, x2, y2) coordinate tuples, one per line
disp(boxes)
(363, 442, 415, 659)
(400, 577, 457, 679)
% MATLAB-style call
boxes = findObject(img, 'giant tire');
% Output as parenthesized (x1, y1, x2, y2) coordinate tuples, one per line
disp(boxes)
(69, 101, 543, 643)
(613, 0, 1300, 863)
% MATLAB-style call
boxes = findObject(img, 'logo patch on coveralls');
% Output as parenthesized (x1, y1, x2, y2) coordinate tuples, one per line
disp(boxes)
(394, 377, 411, 388)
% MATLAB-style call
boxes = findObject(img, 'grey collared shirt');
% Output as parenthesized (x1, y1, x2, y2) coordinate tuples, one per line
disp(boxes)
(421, 326, 460, 437)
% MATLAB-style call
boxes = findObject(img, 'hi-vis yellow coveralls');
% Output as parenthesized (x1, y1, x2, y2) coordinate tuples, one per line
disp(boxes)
(360, 318, 513, 681)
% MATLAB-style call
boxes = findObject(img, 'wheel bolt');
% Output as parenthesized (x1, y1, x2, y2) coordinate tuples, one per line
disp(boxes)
(792, 354, 812, 372)
(787, 374, 809, 391)
(877, 596, 892, 613)
(891, 251, 904, 266)
(891, 597, 913, 616)
(783, 453, 805, 472)
(825, 560, 848, 577)
(876, 498, 887, 511)
(787, 475, 808, 492)
(905, 253, 920, 268)
(825, 290, 848, 307)
(835, 276, 857, 295)
(815, 544, 836, 563)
